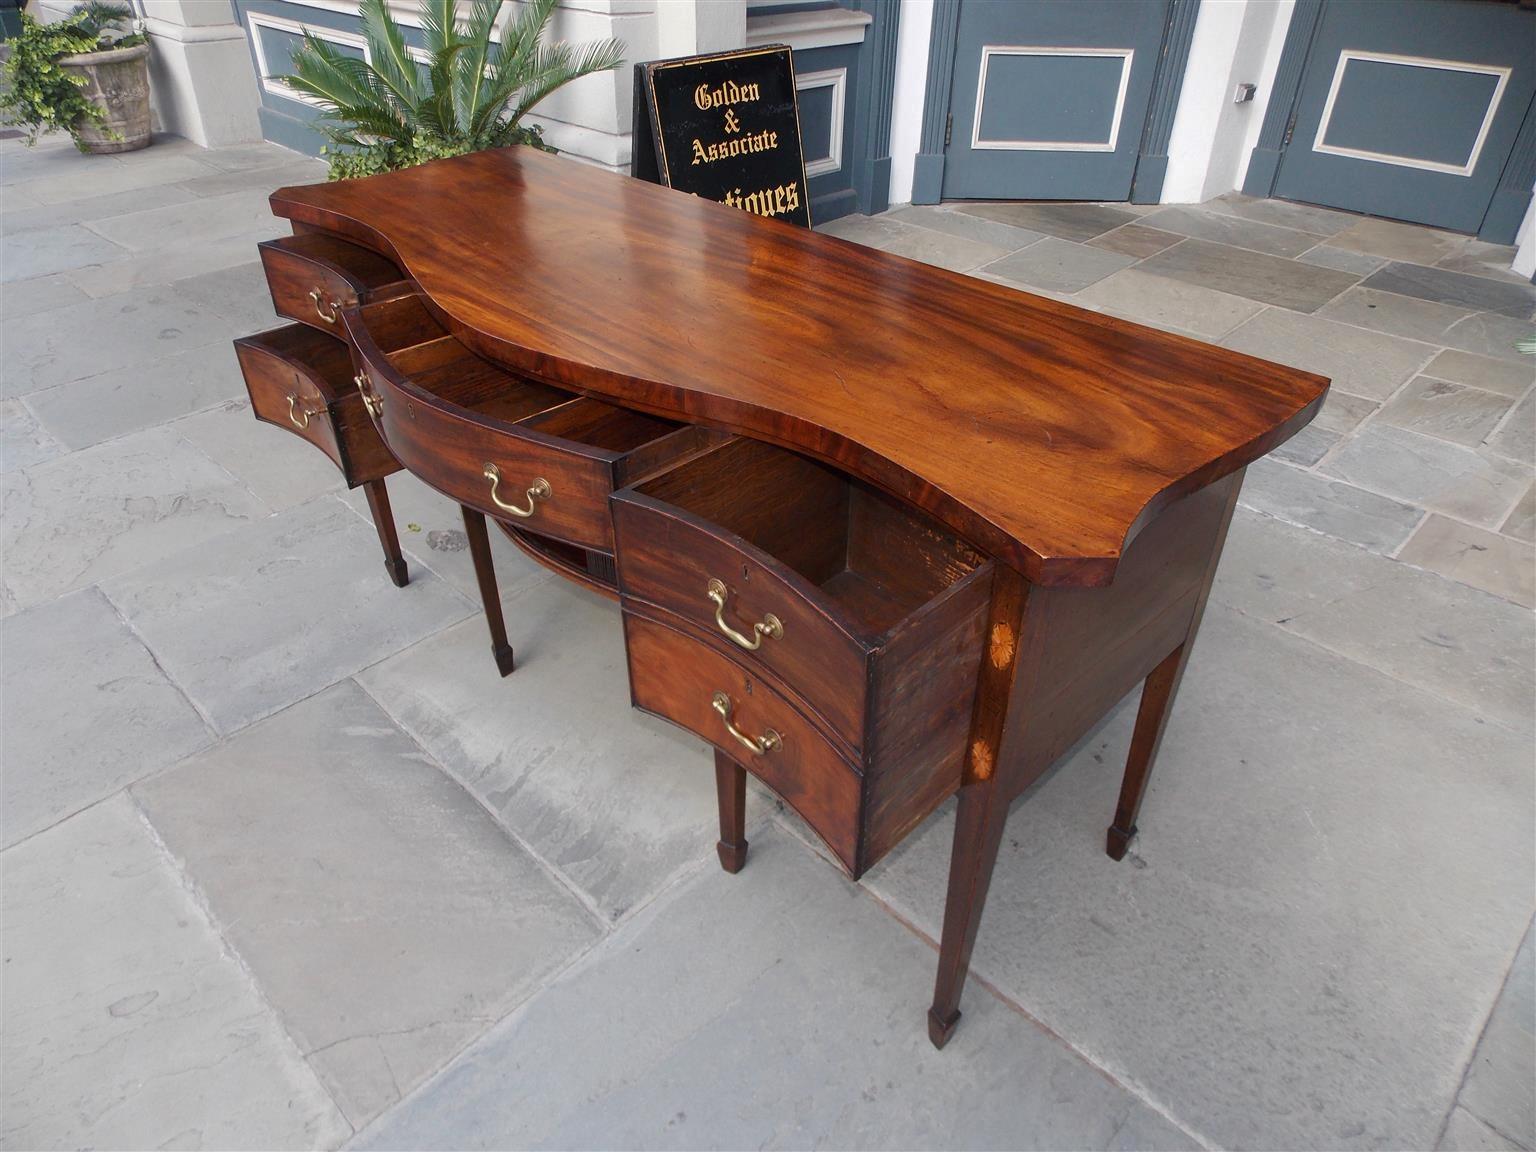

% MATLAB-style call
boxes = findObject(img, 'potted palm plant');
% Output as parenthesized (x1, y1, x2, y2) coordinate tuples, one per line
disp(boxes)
(284, 0, 624, 180)
(1, 1, 151, 153)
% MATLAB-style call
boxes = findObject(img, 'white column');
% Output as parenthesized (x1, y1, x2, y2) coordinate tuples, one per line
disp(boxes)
(137, 0, 263, 147)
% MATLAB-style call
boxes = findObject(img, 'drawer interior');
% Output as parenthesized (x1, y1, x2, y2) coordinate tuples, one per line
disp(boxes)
(267, 233, 402, 289)
(238, 323, 355, 400)
(356, 293, 571, 422)
(355, 293, 687, 448)
(634, 438, 987, 637)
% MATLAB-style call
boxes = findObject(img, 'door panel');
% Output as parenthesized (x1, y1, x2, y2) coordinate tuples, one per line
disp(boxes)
(941, 0, 1172, 201)
(1272, 0, 1536, 234)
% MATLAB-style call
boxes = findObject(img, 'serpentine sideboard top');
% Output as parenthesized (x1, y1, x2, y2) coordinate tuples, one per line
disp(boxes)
(270, 146, 1327, 587)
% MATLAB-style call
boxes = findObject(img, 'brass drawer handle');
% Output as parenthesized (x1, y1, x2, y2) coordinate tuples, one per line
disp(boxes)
(484, 463, 551, 519)
(354, 373, 383, 418)
(706, 578, 783, 651)
(286, 394, 323, 429)
(711, 692, 781, 756)
(308, 287, 338, 324)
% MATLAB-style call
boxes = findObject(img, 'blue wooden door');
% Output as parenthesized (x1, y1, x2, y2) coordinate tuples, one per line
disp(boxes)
(1271, 0, 1536, 236)
(940, 0, 1172, 201)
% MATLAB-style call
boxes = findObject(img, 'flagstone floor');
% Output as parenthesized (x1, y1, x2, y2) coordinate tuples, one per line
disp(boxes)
(2, 133, 1532, 1152)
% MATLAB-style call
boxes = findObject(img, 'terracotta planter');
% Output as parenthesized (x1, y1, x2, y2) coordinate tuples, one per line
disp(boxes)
(57, 41, 151, 154)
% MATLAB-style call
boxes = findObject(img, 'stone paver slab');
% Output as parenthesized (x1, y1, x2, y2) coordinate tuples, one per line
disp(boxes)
(101, 496, 472, 734)
(1363, 262, 1536, 320)
(0, 270, 88, 318)
(886, 204, 1046, 251)
(172, 397, 342, 512)
(1456, 926, 1535, 1150)
(133, 680, 603, 1130)
(1075, 266, 1262, 339)
(1485, 391, 1534, 465)
(981, 235, 1135, 293)
(1140, 204, 1320, 257)
(1398, 514, 1535, 607)
(1220, 307, 1436, 400)
(1086, 222, 1183, 258)
(1321, 423, 1532, 526)
(355, 828, 1193, 1152)
(25, 338, 248, 450)
(1237, 456, 1424, 554)
(1319, 285, 1477, 343)
(1136, 237, 1359, 312)
(1330, 216, 1469, 265)
(2, 283, 239, 395)
(1214, 506, 1535, 732)
(1502, 483, 1535, 542)
(359, 580, 722, 922)
(1423, 349, 1535, 399)
(1, 586, 211, 848)
(954, 200, 1139, 242)
(1206, 191, 1358, 236)
(1, 423, 268, 608)
(2, 795, 351, 1150)
(877, 222, 1010, 273)
(0, 222, 126, 282)
(864, 603, 1534, 1152)
(1378, 376, 1515, 447)
(0, 398, 63, 472)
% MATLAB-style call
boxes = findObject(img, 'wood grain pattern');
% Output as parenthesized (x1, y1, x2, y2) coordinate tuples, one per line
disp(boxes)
(234, 323, 396, 485)
(259, 233, 403, 334)
(270, 146, 1328, 586)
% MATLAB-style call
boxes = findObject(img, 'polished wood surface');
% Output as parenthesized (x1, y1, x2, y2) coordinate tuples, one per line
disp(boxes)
(270, 146, 1328, 586)
(613, 437, 991, 755)
(344, 292, 712, 554)
(259, 233, 403, 334)
(234, 157, 1329, 1051)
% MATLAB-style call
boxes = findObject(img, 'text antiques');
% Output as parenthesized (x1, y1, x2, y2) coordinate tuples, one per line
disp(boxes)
(633, 46, 811, 228)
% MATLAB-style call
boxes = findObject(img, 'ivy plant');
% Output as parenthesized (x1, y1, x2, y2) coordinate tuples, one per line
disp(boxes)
(283, 0, 623, 180)
(0, 2, 145, 150)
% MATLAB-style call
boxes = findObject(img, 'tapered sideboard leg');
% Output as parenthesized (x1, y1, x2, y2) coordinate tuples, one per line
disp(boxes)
(1107, 469, 1243, 862)
(364, 477, 409, 587)
(929, 566, 1031, 1050)
(714, 749, 749, 874)
(928, 774, 1009, 1049)
(1107, 643, 1188, 861)
(461, 505, 516, 677)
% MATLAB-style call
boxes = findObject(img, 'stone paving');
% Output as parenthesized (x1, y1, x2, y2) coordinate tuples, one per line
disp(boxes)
(1, 132, 1532, 1152)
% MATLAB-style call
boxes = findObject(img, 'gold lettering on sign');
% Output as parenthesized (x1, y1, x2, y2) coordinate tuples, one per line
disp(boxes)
(694, 79, 762, 111)
(690, 128, 779, 166)
(722, 181, 800, 221)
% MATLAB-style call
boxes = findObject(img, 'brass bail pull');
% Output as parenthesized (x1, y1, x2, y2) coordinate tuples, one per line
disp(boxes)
(706, 578, 783, 651)
(354, 373, 382, 418)
(286, 394, 320, 429)
(711, 692, 781, 756)
(309, 288, 339, 324)
(484, 463, 551, 519)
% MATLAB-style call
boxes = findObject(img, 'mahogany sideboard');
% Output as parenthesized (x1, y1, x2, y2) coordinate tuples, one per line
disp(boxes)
(234, 146, 1328, 1048)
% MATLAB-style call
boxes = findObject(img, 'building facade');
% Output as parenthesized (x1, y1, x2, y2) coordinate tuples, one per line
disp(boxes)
(50, 0, 1535, 270)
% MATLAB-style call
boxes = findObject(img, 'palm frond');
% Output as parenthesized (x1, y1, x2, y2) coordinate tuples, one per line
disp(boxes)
(508, 38, 624, 123)
(452, 0, 503, 136)
(358, 0, 422, 117)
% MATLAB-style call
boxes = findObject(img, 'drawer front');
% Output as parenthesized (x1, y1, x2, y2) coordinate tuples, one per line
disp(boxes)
(359, 361, 618, 550)
(260, 235, 402, 335)
(624, 609, 864, 874)
(612, 495, 869, 751)
(236, 338, 344, 472)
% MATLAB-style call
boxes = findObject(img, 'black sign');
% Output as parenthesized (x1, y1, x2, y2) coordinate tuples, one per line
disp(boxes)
(633, 46, 811, 229)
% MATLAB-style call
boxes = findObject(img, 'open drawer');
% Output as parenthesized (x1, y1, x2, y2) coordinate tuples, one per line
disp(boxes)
(259, 233, 406, 334)
(234, 322, 396, 486)
(614, 437, 995, 874)
(343, 293, 718, 553)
